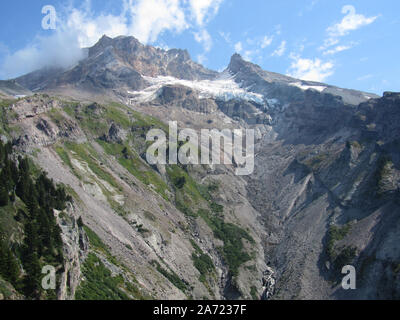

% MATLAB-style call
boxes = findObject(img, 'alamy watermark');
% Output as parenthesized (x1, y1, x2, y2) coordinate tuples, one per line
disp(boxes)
(41, 5, 57, 30)
(146, 121, 255, 176)
(341, 265, 356, 290)
(41, 265, 56, 290)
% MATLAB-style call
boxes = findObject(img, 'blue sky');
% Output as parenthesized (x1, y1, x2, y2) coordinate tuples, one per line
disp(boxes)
(0, 0, 399, 95)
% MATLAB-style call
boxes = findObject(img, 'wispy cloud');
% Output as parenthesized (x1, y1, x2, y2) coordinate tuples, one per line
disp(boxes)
(188, 0, 223, 26)
(234, 41, 243, 53)
(197, 53, 207, 65)
(322, 43, 357, 55)
(233, 40, 260, 62)
(188, 0, 224, 57)
(194, 29, 212, 52)
(287, 54, 334, 82)
(260, 35, 273, 49)
(327, 5, 378, 38)
(291, 5, 379, 82)
(219, 31, 231, 44)
(319, 38, 339, 51)
(1, 28, 87, 80)
(271, 41, 286, 57)
(125, 0, 188, 44)
(320, 5, 378, 55)
(298, 0, 319, 17)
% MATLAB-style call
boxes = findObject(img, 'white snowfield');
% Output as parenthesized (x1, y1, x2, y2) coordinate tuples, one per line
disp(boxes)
(127, 71, 265, 105)
(289, 82, 327, 92)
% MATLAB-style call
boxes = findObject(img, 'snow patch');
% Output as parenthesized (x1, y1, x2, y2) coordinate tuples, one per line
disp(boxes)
(289, 82, 327, 93)
(128, 72, 265, 105)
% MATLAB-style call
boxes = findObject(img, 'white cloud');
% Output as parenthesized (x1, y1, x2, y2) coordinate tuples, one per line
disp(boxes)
(189, 0, 223, 26)
(66, 8, 129, 47)
(260, 35, 273, 49)
(231, 38, 262, 62)
(287, 54, 334, 82)
(289, 5, 377, 83)
(274, 24, 282, 35)
(219, 31, 231, 44)
(197, 53, 207, 65)
(246, 38, 256, 46)
(189, 0, 223, 62)
(327, 5, 378, 38)
(323, 43, 355, 55)
(319, 38, 339, 51)
(0, 30, 87, 80)
(194, 29, 212, 52)
(316, 6, 378, 59)
(271, 41, 286, 57)
(243, 50, 258, 62)
(234, 42, 243, 53)
(127, 0, 188, 44)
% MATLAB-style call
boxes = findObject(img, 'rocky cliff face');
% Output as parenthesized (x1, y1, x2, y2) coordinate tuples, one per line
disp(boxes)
(1, 35, 399, 300)
(15, 35, 217, 94)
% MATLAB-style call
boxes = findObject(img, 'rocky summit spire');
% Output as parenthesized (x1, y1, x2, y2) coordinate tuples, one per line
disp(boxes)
(228, 53, 247, 73)
(88, 34, 114, 57)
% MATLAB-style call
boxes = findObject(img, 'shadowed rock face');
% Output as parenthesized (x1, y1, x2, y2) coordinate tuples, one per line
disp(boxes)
(355, 92, 400, 143)
(154, 85, 218, 113)
(0, 80, 33, 97)
(245, 91, 400, 300)
(5, 35, 400, 300)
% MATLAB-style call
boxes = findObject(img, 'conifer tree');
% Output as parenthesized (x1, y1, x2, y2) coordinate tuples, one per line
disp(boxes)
(0, 186, 8, 206)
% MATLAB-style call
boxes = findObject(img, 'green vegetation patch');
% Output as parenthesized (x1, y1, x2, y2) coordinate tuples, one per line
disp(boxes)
(79, 225, 147, 300)
(190, 239, 215, 284)
(98, 140, 170, 200)
(333, 246, 357, 271)
(326, 223, 352, 259)
(75, 253, 130, 300)
(64, 142, 119, 189)
(104, 104, 132, 129)
(0, 98, 16, 135)
(151, 260, 188, 293)
(250, 285, 259, 300)
(57, 141, 127, 215)
(54, 145, 82, 180)
(166, 165, 209, 216)
(197, 208, 254, 278)
(375, 155, 394, 196)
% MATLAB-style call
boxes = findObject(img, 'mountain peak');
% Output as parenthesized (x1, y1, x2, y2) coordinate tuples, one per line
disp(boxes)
(228, 53, 245, 69)
(88, 34, 114, 57)
(100, 34, 112, 42)
(228, 53, 261, 76)
(231, 52, 244, 61)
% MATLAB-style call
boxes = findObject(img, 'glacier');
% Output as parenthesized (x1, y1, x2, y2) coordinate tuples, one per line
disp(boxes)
(127, 71, 265, 105)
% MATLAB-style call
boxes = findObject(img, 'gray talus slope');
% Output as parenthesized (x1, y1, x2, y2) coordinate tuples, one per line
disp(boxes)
(246, 91, 400, 299)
